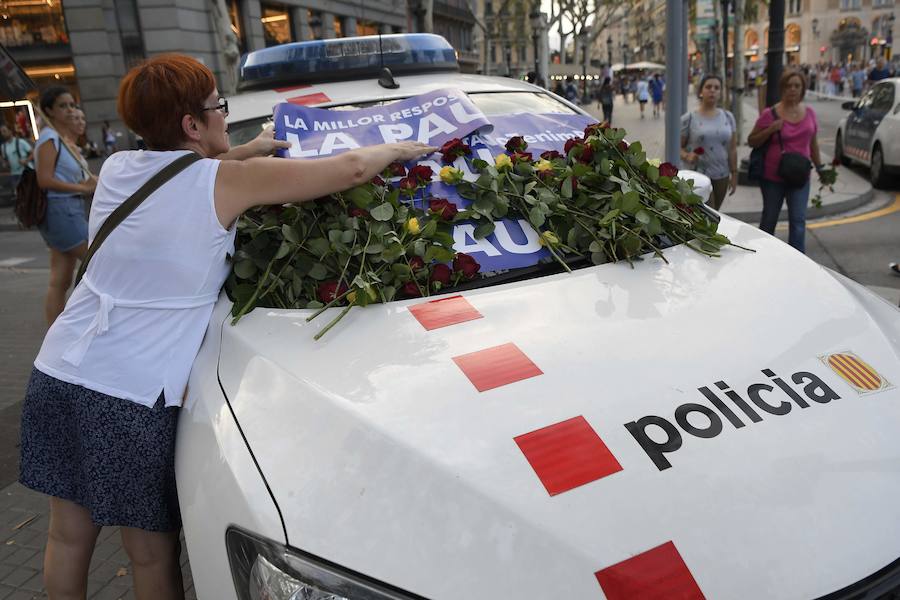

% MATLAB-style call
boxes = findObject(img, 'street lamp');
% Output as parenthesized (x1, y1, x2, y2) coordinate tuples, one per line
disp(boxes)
(887, 13, 895, 60)
(529, 2, 541, 83)
(580, 31, 588, 101)
(622, 42, 630, 70)
(607, 35, 613, 70)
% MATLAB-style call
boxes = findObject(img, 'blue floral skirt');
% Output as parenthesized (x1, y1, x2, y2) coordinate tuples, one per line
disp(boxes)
(19, 368, 181, 531)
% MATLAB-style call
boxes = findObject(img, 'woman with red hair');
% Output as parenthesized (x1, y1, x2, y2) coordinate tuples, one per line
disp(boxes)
(19, 54, 434, 599)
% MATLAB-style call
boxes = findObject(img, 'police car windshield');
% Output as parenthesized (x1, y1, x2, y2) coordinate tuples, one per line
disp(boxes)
(227, 91, 577, 146)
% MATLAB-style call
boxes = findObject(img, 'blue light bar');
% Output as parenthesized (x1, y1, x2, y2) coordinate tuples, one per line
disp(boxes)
(239, 34, 459, 90)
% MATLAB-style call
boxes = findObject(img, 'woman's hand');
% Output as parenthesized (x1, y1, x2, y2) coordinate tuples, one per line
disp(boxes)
(769, 119, 784, 133)
(728, 172, 738, 195)
(388, 141, 437, 162)
(80, 174, 98, 195)
(249, 124, 293, 157)
(682, 151, 699, 165)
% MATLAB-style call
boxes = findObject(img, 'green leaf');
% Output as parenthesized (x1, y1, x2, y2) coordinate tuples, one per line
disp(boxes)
(422, 219, 438, 238)
(308, 262, 329, 280)
(370, 202, 394, 221)
(306, 238, 330, 258)
(473, 194, 495, 216)
(524, 181, 537, 195)
(472, 158, 488, 170)
(473, 220, 495, 239)
(391, 263, 412, 278)
(560, 177, 573, 199)
(340, 230, 355, 244)
(365, 242, 384, 254)
(425, 245, 455, 263)
(635, 209, 651, 225)
(281, 224, 299, 244)
(275, 240, 291, 260)
(345, 185, 374, 209)
(646, 165, 659, 182)
(600, 208, 621, 224)
(234, 260, 257, 279)
(528, 207, 546, 227)
(328, 229, 343, 244)
(381, 243, 405, 261)
(621, 191, 641, 215)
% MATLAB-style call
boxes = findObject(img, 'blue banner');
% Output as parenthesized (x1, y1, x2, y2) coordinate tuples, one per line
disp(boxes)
(274, 90, 597, 272)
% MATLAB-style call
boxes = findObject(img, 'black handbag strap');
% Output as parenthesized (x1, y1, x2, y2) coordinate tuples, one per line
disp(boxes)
(75, 152, 202, 286)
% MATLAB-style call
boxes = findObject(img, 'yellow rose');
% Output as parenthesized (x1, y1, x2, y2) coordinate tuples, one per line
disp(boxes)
(439, 165, 464, 185)
(406, 217, 421, 235)
(535, 159, 553, 173)
(647, 158, 662, 167)
(538, 231, 560, 247)
(347, 291, 357, 304)
(495, 153, 513, 170)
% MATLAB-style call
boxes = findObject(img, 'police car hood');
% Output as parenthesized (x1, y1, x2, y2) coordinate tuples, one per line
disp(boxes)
(215, 214, 900, 599)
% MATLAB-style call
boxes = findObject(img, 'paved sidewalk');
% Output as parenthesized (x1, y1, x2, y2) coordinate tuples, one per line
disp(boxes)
(582, 96, 873, 224)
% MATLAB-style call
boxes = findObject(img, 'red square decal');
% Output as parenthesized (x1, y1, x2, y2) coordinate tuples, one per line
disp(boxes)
(452, 343, 542, 392)
(287, 92, 331, 106)
(514, 416, 622, 496)
(595, 541, 706, 600)
(409, 295, 483, 330)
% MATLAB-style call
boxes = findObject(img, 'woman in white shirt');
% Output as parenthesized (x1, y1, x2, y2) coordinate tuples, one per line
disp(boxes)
(19, 53, 434, 599)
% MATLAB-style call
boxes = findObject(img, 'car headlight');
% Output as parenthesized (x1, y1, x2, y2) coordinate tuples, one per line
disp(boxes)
(226, 527, 421, 600)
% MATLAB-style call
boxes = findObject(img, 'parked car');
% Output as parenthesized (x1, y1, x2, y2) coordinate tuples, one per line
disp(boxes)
(177, 34, 900, 600)
(835, 78, 900, 188)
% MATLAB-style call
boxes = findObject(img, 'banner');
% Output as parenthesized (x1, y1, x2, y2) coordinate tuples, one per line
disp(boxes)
(274, 90, 597, 272)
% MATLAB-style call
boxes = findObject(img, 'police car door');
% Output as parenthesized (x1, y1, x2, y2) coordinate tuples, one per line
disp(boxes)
(845, 87, 874, 160)
(862, 82, 895, 160)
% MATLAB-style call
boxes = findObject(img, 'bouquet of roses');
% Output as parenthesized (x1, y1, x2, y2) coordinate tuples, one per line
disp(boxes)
(226, 122, 748, 339)
(810, 158, 840, 208)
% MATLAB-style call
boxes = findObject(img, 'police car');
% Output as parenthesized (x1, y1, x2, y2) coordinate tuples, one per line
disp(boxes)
(835, 78, 900, 188)
(177, 34, 900, 600)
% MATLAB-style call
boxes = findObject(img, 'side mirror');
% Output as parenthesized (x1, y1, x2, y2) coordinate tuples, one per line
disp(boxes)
(841, 101, 857, 111)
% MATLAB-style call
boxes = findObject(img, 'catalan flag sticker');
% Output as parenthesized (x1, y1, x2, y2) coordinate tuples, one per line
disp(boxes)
(820, 351, 894, 395)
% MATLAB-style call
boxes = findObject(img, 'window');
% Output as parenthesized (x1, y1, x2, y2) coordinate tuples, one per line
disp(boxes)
(261, 4, 292, 47)
(228, 0, 247, 53)
(0, 0, 69, 49)
(334, 15, 342, 38)
(839, 0, 861, 9)
(356, 20, 378, 36)
(871, 84, 895, 111)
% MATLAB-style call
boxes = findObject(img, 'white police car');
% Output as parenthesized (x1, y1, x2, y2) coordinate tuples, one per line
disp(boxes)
(835, 78, 900, 188)
(176, 35, 900, 600)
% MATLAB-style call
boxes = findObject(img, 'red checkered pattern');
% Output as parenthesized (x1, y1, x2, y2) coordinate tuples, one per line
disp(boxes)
(595, 541, 706, 600)
(409, 295, 483, 330)
(452, 342, 543, 392)
(514, 416, 622, 496)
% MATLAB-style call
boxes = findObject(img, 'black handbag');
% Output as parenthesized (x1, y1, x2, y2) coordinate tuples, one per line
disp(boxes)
(774, 130, 812, 188)
(747, 106, 777, 183)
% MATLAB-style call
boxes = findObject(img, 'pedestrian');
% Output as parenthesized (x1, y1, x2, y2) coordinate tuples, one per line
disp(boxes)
(598, 76, 615, 125)
(102, 120, 117, 156)
(33, 86, 97, 325)
(868, 57, 892, 84)
(851, 63, 866, 98)
(18, 53, 434, 600)
(680, 74, 737, 211)
(0, 123, 33, 191)
(564, 76, 579, 104)
(636, 75, 649, 118)
(650, 73, 665, 118)
(747, 70, 825, 253)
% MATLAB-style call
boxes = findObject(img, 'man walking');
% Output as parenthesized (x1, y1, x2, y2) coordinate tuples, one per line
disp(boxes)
(0, 124, 33, 193)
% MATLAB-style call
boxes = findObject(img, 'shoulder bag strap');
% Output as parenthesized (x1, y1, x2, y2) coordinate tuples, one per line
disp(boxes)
(75, 152, 203, 286)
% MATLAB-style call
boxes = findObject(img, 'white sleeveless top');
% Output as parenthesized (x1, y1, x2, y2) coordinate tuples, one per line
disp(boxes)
(35, 150, 236, 407)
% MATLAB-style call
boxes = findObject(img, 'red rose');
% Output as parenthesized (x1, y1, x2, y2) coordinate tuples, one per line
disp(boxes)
(371, 175, 385, 186)
(563, 176, 578, 194)
(577, 145, 593, 163)
(408, 164, 434, 184)
(563, 138, 583, 154)
(408, 256, 425, 271)
(831, 157, 841, 167)
(540, 150, 562, 160)
(583, 123, 608, 137)
(398, 177, 417, 194)
(387, 162, 406, 177)
(452, 252, 480, 279)
(317, 281, 348, 303)
(511, 151, 533, 163)
(505, 136, 527, 153)
(402, 281, 422, 297)
(349, 207, 370, 218)
(439, 138, 472, 163)
(429, 263, 452, 286)
(693, 147, 705, 156)
(617, 141, 629, 152)
(659, 162, 678, 178)
(428, 198, 459, 221)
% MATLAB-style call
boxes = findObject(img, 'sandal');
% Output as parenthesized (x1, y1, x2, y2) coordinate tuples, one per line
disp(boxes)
(891, 263, 900, 276)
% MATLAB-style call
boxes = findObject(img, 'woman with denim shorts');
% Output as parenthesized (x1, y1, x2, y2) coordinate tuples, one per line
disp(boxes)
(747, 70, 824, 254)
(34, 86, 97, 324)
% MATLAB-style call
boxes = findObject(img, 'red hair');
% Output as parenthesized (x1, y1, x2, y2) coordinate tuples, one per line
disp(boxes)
(117, 54, 216, 150)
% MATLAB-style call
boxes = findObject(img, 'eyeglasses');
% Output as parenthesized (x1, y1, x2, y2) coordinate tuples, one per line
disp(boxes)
(201, 98, 229, 117)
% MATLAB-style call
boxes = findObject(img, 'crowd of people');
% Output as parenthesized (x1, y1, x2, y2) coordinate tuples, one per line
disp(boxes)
(742, 56, 897, 99)
(551, 70, 668, 125)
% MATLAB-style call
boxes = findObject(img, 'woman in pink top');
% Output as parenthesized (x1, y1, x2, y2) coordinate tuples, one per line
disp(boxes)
(747, 70, 825, 253)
